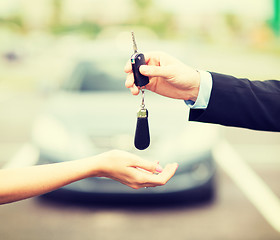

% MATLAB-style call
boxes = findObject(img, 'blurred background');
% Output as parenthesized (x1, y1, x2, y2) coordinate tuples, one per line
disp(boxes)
(0, 0, 280, 240)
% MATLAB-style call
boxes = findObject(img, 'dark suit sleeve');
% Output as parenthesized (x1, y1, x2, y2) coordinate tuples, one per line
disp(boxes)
(189, 72, 280, 132)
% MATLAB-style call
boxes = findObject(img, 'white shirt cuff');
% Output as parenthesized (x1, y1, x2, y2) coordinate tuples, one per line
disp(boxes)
(184, 70, 213, 109)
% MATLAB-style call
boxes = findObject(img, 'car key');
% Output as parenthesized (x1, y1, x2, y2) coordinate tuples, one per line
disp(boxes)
(130, 32, 150, 150)
(131, 32, 149, 87)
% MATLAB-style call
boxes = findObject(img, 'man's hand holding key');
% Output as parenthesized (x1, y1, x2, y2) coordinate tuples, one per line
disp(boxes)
(124, 51, 201, 102)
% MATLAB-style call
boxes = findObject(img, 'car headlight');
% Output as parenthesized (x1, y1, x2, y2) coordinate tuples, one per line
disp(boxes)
(32, 115, 96, 161)
(190, 161, 212, 181)
(156, 122, 220, 165)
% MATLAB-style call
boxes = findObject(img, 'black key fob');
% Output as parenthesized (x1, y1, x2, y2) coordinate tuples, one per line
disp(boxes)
(131, 53, 149, 87)
(134, 108, 150, 150)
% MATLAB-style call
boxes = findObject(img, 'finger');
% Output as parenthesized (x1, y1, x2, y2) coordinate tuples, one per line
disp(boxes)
(159, 163, 178, 183)
(129, 163, 178, 189)
(143, 51, 180, 65)
(140, 65, 171, 78)
(130, 85, 140, 95)
(147, 163, 178, 186)
(125, 72, 135, 88)
(124, 60, 132, 73)
(125, 73, 140, 95)
(132, 159, 163, 174)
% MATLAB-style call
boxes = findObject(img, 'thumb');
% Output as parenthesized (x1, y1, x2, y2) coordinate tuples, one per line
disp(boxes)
(140, 65, 171, 78)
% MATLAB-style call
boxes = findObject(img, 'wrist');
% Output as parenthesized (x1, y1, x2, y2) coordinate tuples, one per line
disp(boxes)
(78, 155, 104, 178)
(88, 150, 117, 178)
(185, 70, 212, 109)
(185, 70, 200, 101)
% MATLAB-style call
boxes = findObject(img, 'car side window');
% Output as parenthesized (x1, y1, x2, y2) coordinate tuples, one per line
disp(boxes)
(62, 61, 124, 92)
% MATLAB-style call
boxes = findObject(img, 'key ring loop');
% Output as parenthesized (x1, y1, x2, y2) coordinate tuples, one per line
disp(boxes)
(140, 87, 145, 109)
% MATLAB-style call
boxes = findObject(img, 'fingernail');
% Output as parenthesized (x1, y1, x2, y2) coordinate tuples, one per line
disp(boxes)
(156, 166, 163, 173)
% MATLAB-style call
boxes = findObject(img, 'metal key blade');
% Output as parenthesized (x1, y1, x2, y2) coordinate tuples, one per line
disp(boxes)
(131, 31, 138, 53)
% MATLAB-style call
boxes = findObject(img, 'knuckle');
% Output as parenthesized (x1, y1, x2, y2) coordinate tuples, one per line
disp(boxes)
(107, 149, 122, 158)
(125, 80, 130, 88)
(108, 149, 118, 155)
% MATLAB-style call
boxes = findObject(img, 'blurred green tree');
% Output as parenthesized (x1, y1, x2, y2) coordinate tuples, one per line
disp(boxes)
(124, 0, 177, 38)
(272, 0, 280, 35)
(49, 0, 101, 38)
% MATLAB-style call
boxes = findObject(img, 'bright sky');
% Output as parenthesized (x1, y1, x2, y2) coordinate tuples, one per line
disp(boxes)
(157, 0, 272, 19)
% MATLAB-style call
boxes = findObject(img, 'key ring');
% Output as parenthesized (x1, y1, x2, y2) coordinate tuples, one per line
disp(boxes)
(140, 87, 145, 109)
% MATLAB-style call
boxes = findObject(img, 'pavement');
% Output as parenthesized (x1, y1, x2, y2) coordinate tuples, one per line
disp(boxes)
(0, 90, 280, 240)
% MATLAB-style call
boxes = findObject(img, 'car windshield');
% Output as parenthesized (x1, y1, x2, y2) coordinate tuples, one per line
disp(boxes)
(61, 60, 125, 92)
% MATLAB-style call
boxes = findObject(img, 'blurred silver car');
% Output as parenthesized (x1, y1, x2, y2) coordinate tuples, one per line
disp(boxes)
(32, 47, 219, 205)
